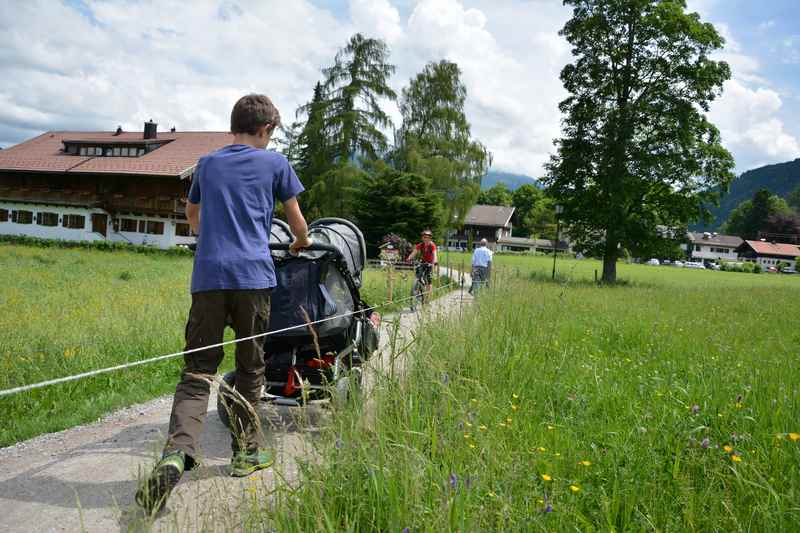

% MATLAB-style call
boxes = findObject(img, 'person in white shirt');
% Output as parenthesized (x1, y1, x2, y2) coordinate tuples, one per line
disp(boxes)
(470, 239, 493, 294)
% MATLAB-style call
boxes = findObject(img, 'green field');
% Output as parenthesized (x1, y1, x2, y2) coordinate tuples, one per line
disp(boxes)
(263, 253, 800, 531)
(0, 244, 409, 446)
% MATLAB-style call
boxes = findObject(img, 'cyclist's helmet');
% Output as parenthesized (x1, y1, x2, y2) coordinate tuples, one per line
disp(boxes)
(421, 229, 433, 237)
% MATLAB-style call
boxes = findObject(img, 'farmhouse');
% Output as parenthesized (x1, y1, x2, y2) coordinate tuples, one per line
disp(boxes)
(0, 123, 232, 248)
(735, 240, 800, 269)
(447, 204, 514, 250)
(496, 236, 569, 254)
(684, 231, 742, 262)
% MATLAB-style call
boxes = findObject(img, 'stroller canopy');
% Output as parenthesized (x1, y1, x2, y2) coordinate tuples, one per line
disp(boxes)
(268, 217, 367, 288)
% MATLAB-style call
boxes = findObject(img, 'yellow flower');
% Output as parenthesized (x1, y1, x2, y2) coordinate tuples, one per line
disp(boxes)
(735, 402, 743, 409)
(465, 422, 473, 428)
(578, 460, 592, 466)
(469, 443, 476, 449)
(512, 393, 519, 400)
(541, 474, 552, 481)
(506, 417, 513, 424)
(789, 433, 800, 441)
(463, 433, 471, 439)
(554, 453, 561, 457)
(499, 422, 507, 428)
(487, 491, 496, 497)
(547, 425, 555, 431)
(723, 445, 733, 453)
(479, 425, 488, 432)
(511, 404, 519, 411)
(731, 454, 742, 463)
(537, 498, 544, 504)
(569, 485, 580, 493)
(248, 475, 259, 481)
(537, 447, 547, 452)
(470, 398, 478, 404)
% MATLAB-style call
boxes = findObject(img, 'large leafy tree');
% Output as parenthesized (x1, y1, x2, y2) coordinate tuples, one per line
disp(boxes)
(544, 0, 735, 282)
(294, 83, 334, 192)
(477, 183, 513, 206)
(722, 189, 793, 239)
(354, 161, 444, 256)
(323, 33, 396, 161)
(787, 184, 800, 213)
(396, 60, 490, 226)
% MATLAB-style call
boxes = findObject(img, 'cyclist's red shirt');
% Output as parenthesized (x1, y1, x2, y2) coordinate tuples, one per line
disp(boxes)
(415, 242, 437, 263)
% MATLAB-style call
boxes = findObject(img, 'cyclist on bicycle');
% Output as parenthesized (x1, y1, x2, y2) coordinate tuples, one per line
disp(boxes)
(407, 229, 438, 302)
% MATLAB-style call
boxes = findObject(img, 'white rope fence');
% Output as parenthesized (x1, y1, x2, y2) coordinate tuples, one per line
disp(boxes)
(0, 279, 463, 398)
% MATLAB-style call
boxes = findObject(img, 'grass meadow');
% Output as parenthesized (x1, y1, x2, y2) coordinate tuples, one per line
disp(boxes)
(263, 254, 800, 531)
(0, 243, 404, 446)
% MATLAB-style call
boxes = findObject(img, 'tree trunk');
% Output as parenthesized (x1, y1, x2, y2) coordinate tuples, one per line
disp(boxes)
(602, 238, 618, 283)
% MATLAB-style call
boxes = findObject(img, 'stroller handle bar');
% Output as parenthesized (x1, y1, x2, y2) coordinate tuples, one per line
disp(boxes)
(270, 241, 342, 258)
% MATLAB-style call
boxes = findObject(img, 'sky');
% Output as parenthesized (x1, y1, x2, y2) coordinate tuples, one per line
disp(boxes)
(0, 0, 798, 178)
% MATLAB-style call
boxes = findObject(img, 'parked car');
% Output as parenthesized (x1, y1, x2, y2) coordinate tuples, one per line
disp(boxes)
(781, 267, 797, 274)
(708, 262, 721, 271)
(684, 261, 706, 269)
(646, 258, 660, 266)
(767, 266, 778, 273)
(673, 260, 684, 267)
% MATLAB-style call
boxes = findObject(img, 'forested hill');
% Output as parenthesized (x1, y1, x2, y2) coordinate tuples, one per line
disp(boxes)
(482, 170, 541, 191)
(695, 158, 800, 230)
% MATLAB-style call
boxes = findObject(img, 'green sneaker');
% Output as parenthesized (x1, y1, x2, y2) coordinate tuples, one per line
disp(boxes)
(135, 451, 185, 513)
(230, 448, 273, 477)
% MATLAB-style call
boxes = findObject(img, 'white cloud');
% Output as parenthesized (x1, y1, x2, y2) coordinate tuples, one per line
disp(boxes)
(349, 0, 403, 44)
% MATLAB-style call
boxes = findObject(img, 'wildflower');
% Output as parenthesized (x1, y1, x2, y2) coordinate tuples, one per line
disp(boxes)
(569, 485, 580, 493)
(701, 437, 710, 449)
(335, 437, 344, 450)
(463, 433, 471, 439)
(402, 528, 410, 533)
(248, 475, 258, 481)
(537, 498, 544, 504)
(449, 473, 458, 490)
(544, 504, 553, 513)
(478, 425, 487, 432)
(487, 491, 496, 498)
(468, 443, 476, 449)
(511, 404, 519, 411)
(441, 372, 450, 384)
(470, 398, 478, 405)
(547, 425, 555, 430)
(691, 404, 700, 414)
(554, 453, 561, 457)
(578, 460, 592, 466)
(498, 422, 507, 428)
(789, 433, 800, 441)
(723, 445, 733, 453)
(465, 422, 473, 428)
(731, 454, 742, 463)
(506, 417, 513, 424)
(538, 447, 547, 452)
(735, 403, 743, 409)
(541, 474, 552, 481)
(512, 393, 519, 399)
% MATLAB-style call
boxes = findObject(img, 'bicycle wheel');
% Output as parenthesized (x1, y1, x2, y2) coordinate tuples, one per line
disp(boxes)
(410, 279, 424, 310)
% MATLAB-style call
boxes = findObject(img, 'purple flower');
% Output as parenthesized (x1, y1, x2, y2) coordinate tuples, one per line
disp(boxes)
(736, 394, 743, 403)
(701, 437, 710, 449)
(402, 528, 410, 533)
(335, 437, 344, 450)
(441, 372, 450, 384)
(691, 404, 700, 414)
(449, 473, 458, 490)
(544, 504, 553, 513)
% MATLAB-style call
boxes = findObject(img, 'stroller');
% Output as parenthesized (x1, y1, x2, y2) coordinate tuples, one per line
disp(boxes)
(217, 218, 380, 426)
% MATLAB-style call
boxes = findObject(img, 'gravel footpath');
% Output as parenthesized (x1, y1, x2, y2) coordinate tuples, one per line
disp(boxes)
(0, 280, 470, 533)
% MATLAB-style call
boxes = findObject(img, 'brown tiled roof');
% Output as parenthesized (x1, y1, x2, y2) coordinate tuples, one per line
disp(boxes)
(740, 240, 800, 258)
(0, 131, 234, 177)
(687, 231, 743, 248)
(464, 205, 515, 228)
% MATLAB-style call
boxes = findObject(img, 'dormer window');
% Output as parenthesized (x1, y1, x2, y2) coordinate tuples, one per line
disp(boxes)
(62, 139, 172, 157)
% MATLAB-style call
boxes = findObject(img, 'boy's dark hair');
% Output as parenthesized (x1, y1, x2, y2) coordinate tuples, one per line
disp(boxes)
(230, 94, 282, 135)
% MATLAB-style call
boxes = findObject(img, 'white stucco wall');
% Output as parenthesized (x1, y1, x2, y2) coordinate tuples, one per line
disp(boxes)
(689, 244, 739, 261)
(0, 202, 194, 249)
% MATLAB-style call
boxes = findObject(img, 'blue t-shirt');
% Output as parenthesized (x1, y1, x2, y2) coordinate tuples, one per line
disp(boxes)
(187, 144, 304, 293)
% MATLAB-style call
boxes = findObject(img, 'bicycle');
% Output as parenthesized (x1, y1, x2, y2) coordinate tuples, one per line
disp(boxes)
(410, 261, 434, 311)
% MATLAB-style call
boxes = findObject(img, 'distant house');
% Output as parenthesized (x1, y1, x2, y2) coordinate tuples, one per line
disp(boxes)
(736, 240, 800, 269)
(447, 205, 515, 250)
(496, 236, 569, 254)
(0, 123, 232, 248)
(683, 231, 743, 263)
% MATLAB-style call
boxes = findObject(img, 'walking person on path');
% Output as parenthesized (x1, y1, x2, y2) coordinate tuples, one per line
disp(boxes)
(136, 94, 311, 514)
(469, 238, 493, 295)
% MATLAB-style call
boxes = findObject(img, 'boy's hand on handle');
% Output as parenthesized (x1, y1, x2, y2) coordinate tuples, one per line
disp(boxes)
(289, 235, 312, 256)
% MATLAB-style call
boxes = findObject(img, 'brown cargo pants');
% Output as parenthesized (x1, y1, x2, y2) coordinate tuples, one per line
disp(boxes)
(164, 289, 271, 462)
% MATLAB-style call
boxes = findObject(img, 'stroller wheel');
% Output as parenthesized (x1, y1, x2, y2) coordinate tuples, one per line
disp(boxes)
(216, 371, 237, 429)
(334, 368, 363, 406)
